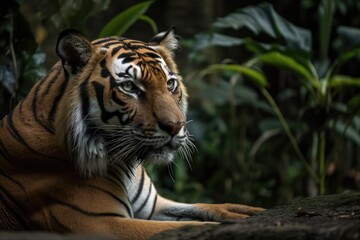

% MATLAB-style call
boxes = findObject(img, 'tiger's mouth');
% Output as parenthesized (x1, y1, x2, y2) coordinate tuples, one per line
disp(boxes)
(103, 127, 194, 165)
(105, 136, 181, 164)
(140, 145, 177, 164)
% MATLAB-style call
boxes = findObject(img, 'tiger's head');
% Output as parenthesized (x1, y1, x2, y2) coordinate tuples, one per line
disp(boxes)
(55, 29, 192, 177)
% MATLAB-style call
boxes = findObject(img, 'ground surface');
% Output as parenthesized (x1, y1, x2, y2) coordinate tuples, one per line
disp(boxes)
(1, 192, 359, 240)
(152, 192, 360, 240)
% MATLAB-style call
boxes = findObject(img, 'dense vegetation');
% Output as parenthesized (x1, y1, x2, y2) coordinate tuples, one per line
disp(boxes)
(1, 0, 359, 207)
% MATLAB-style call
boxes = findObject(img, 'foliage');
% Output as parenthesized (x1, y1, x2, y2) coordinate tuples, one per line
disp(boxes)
(32, 0, 111, 29)
(0, 0, 47, 117)
(99, 1, 157, 38)
(168, 1, 360, 205)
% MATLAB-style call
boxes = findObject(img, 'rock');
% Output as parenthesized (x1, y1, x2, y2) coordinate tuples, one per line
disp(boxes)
(151, 192, 360, 240)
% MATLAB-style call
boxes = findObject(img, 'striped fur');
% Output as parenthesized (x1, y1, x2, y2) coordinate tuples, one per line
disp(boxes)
(0, 29, 263, 239)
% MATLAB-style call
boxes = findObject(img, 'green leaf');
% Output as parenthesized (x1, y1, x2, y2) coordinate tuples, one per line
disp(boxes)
(337, 26, 360, 50)
(324, 47, 360, 80)
(98, 1, 154, 38)
(347, 95, 360, 113)
(193, 33, 243, 52)
(330, 75, 360, 88)
(213, 3, 312, 52)
(318, 0, 336, 61)
(243, 38, 311, 59)
(330, 119, 360, 145)
(139, 15, 158, 34)
(337, 47, 360, 66)
(200, 64, 267, 88)
(257, 52, 319, 89)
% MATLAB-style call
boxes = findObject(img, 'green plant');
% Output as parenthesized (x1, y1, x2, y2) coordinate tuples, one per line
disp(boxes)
(33, 0, 112, 29)
(191, 1, 360, 196)
(99, 1, 157, 37)
(0, 0, 47, 118)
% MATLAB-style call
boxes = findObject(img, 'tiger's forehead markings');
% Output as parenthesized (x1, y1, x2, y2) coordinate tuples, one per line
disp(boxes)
(93, 37, 175, 89)
(100, 40, 173, 83)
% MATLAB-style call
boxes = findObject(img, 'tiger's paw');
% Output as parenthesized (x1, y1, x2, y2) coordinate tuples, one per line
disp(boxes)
(194, 203, 265, 222)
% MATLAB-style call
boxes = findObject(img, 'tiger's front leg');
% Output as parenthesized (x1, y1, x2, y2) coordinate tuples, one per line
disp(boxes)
(151, 196, 264, 222)
(129, 166, 264, 223)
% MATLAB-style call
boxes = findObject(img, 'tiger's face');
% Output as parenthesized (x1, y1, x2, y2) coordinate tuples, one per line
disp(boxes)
(95, 38, 189, 164)
(56, 29, 192, 176)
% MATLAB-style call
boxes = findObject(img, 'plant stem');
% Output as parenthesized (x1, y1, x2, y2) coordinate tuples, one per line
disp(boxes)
(260, 88, 319, 183)
(318, 131, 326, 195)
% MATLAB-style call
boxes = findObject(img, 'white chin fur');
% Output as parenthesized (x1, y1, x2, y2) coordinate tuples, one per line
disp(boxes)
(67, 108, 109, 177)
(143, 151, 175, 164)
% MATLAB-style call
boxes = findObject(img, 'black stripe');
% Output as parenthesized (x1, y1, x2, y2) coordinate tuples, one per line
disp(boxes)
(0, 169, 25, 191)
(18, 100, 29, 126)
(48, 196, 126, 218)
(42, 65, 62, 97)
(131, 167, 145, 204)
(6, 112, 62, 161)
(79, 76, 91, 119)
(122, 56, 136, 64)
(135, 183, 152, 214)
(48, 75, 69, 124)
(32, 76, 55, 134)
(117, 52, 136, 59)
(144, 52, 161, 59)
(109, 163, 133, 183)
(111, 46, 122, 57)
(119, 164, 133, 180)
(148, 194, 157, 220)
(142, 68, 149, 80)
(84, 184, 133, 217)
(0, 186, 30, 229)
(92, 82, 128, 124)
(92, 37, 119, 45)
(105, 42, 123, 48)
(100, 59, 110, 78)
(108, 166, 128, 188)
(0, 139, 14, 165)
(124, 65, 132, 76)
(116, 72, 130, 78)
(49, 211, 72, 232)
(111, 91, 127, 106)
(123, 162, 135, 176)
(129, 45, 158, 52)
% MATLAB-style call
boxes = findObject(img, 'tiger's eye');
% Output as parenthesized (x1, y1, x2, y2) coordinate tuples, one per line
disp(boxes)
(167, 79, 177, 91)
(122, 81, 135, 92)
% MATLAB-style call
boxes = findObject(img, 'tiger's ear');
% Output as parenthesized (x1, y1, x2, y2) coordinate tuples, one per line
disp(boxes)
(56, 29, 93, 74)
(149, 27, 179, 55)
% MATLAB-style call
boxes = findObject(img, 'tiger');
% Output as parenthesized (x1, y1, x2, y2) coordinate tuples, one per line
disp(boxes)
(0, 28, 263, 239)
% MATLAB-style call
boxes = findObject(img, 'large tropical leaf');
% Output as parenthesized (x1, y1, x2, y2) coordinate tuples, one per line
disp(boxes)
(200, 64, 267, 88)
(213, 2, 312, 52)
(330, 119, 360, 145)
(330, 75, 360, 88)
(192, 33, 244, 52)
(256, 52, 319, 89)
(337, 26, 360, 51)
(98, 1, 154, 38)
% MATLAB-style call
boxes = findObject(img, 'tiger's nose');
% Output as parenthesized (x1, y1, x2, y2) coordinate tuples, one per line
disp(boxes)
(159, 121, 185, 136)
